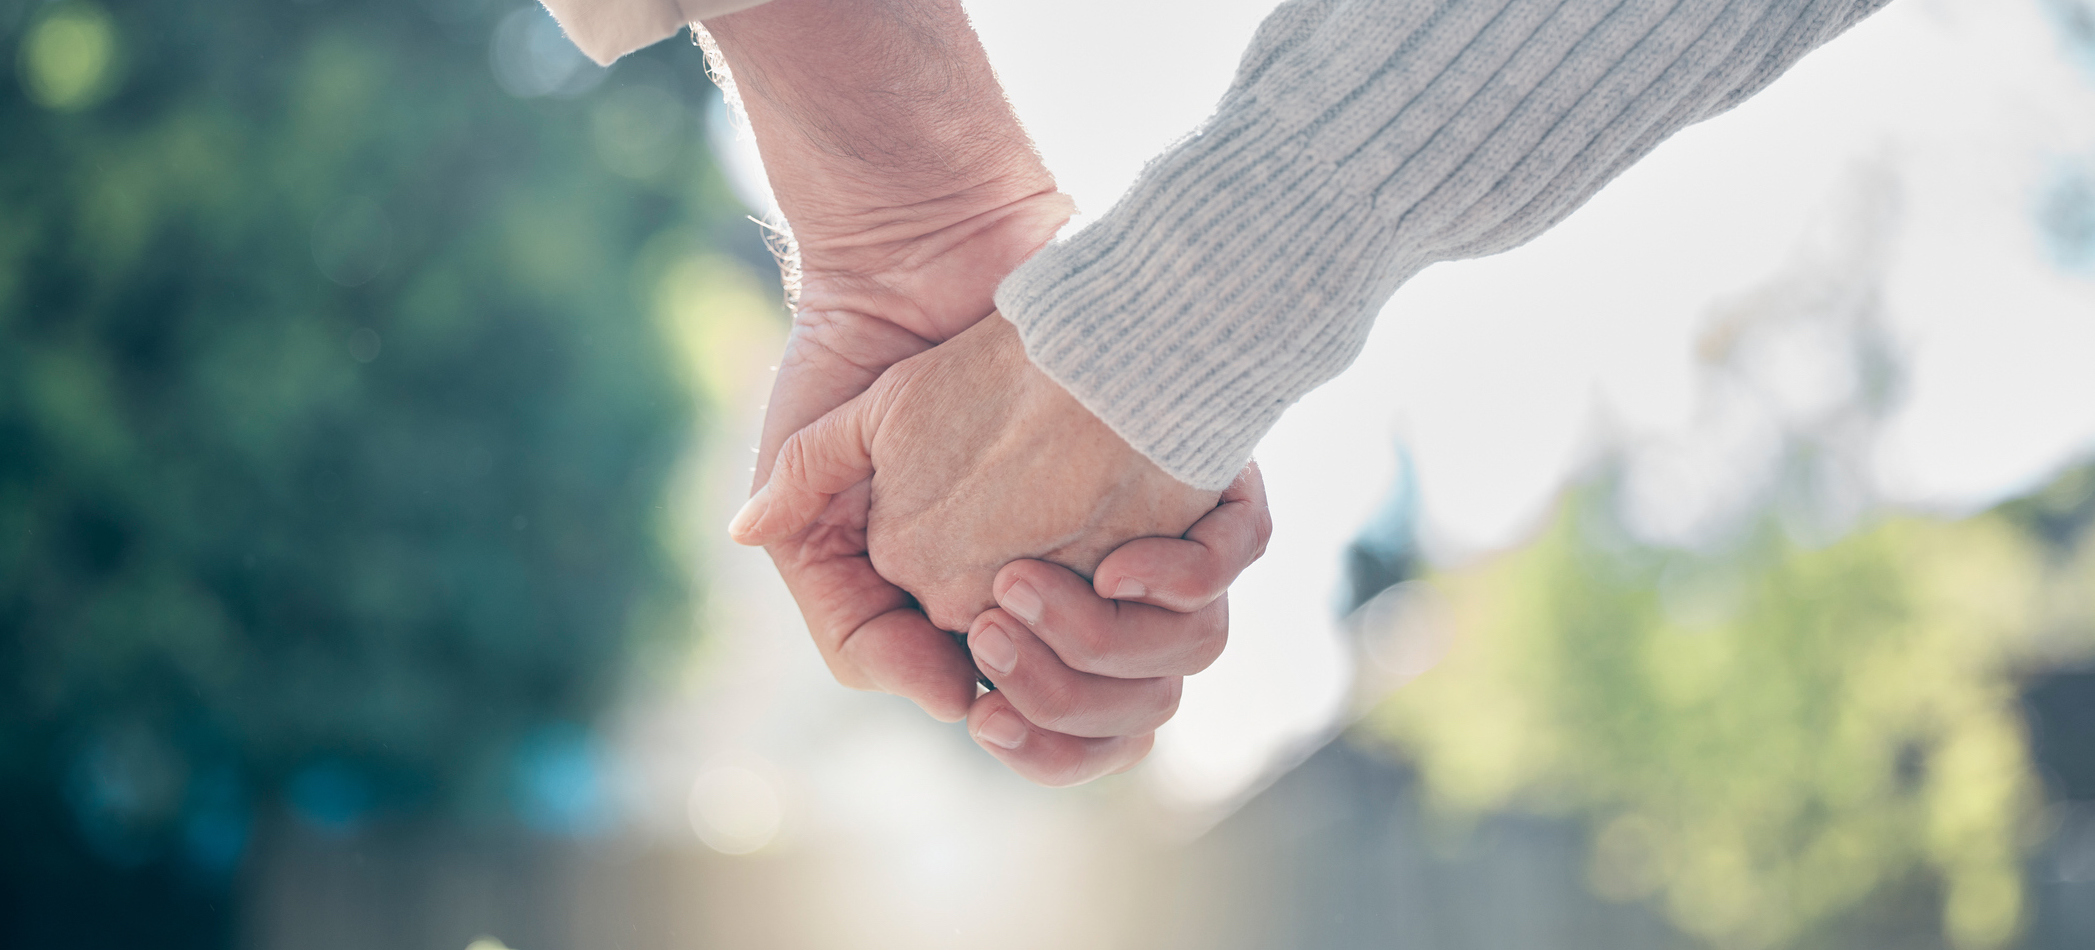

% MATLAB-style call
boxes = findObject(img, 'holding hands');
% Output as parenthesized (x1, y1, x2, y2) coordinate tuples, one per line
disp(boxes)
(532, 0, 1886, 790)
(704, 0, 1267, 784)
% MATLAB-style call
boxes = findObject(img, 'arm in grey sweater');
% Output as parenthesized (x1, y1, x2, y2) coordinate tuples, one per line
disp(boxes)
(994, 0, 1891, 490)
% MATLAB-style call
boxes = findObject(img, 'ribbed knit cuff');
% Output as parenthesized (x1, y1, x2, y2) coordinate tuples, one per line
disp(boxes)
(996, 0, 1888, 490)
(995, 101, 1422, 491)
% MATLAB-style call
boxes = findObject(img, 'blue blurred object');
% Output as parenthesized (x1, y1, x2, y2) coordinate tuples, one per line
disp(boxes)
(2040, 165, 2095, 275)
(1339, 445, 1420, 616)
(180, 767, 250, 879)
(286, 760, 373, 837)
(63, 729, 182, 869)
(2045, 0, 2095, 79)
(508, 722, 612, 837)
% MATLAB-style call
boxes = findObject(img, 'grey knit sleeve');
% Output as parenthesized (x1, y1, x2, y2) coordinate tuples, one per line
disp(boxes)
(993, 0, 1891, 490)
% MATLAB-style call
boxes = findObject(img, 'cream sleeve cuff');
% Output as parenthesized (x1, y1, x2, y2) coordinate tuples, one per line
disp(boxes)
(538, 0, 771, 65)
(995, 0, 1890, 490)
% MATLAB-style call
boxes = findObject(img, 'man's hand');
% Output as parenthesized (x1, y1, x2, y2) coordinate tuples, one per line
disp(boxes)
(704, 0, 1269, 784)
(703, 0, 1073, 720)
(732, 316, 1220, 628)
(732, 318, 1267, 785)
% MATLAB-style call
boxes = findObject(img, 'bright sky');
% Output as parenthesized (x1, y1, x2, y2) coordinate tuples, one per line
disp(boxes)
(699, 0, 2095, 816)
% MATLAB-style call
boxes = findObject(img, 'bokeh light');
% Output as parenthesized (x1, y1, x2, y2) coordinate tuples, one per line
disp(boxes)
(686, 764, 779, 855)
(18, 1, 119, 112)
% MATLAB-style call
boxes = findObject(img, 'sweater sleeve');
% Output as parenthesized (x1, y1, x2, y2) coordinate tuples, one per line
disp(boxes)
(993, 0, 1891, 491)
(538, 0, 771, 65)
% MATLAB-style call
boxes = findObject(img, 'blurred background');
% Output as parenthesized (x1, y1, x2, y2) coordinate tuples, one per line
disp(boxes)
(5, 0, 2095, 947)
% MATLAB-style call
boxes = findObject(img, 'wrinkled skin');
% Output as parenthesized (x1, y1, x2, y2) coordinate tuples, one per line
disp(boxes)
(707, 0, 1270, 785)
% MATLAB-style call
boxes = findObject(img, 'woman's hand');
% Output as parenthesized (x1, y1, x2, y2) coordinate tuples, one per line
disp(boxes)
(964, 463, 1269, 785)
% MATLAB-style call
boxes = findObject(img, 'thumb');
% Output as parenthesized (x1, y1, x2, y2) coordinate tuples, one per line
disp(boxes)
(729, 388, 882, 546)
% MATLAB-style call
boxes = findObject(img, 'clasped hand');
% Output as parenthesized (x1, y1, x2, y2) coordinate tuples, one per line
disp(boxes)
(735, 316, 1268, 784)
(704, 0, 1269, 786)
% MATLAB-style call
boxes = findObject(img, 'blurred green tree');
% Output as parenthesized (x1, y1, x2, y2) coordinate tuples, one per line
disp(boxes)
(1361, 484, 2095, 950)
(1, 0, 745, 941)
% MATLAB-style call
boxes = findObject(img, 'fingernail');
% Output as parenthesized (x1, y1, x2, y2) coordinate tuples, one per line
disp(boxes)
(975, 709, 1027, 750)
(972, 622, 1018, 675)
(1000, 579, 1043, 625)
(727, 484, 771, 541)
(1112, 578, 1146, 600)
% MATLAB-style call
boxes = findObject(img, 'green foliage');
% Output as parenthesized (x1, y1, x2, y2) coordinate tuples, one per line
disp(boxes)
(1362, 492, 2095, 949)
(0, 0, 732, 852)
(15, 1, 119, 111)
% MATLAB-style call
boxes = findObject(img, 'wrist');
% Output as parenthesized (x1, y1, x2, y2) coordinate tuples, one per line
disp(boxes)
(701, 0, 1067, 338)
(702, 0, 1049, 242)
(792, 188, 1073, 339)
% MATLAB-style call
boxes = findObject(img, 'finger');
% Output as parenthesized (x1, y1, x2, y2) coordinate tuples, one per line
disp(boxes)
(771, 533, 977, 722)
(1090, 460, 1271, 612)
(840, 607, 981, 722)
(993, 560, 1228, 678)
(967, 609, 1182, 738)
(730, 390, 885, 546)
(966, 691, 1155, 787)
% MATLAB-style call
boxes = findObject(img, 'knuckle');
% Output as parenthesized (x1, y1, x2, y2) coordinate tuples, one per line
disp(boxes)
(1184, 605, 1230, 673)
(1047, 765, 1094, 788)
(924, 603, 975, 637)
(811, 614, 856, 657)
(774, 434, 815, 486)
(1025, 679, 1082, 733)
(1150, 677, 1184, 726)
(1165, 572, 1217, 610)
(1038, 750, 1098, 788)
(817, 641, 873, 690)
(1122, 679, 1182, 737)
(1058, 623, 1114, 675)
(1106, 742, 1153, 777)
(867, 543, 929, 594)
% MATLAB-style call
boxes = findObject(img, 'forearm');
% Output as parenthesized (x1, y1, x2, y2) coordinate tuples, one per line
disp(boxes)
(997, 0, 1892, 491)
(699, 0, 1054, 252)
(699, 0, 1073, 488)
